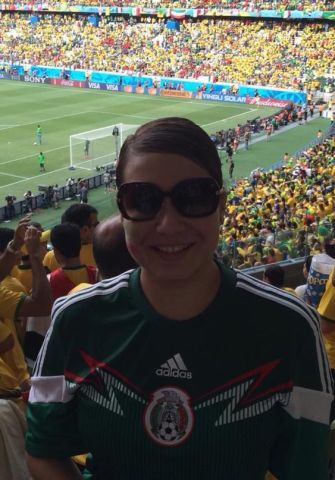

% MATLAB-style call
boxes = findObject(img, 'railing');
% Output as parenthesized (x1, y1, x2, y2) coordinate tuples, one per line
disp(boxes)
(0, 167, 114, 222)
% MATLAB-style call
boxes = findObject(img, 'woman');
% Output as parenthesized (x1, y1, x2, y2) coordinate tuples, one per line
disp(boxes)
(26, 118, 332, 479)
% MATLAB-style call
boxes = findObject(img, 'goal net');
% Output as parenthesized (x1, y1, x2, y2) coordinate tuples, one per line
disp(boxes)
(69, 123, 139, 170)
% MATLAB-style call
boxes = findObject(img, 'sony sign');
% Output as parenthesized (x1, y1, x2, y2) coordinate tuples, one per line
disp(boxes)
(24, 75, 47, 84)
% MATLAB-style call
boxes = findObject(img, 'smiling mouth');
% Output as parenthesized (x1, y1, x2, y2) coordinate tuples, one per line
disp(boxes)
(153, 244, 192, 254)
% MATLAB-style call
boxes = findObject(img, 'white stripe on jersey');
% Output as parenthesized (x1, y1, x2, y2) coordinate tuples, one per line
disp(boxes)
(51, 269, 133, 319)
(235, 271, 333, 394)
(34, 271, 132, 377)
(29, 375, 75, 403)
(284, 386, 333, 425)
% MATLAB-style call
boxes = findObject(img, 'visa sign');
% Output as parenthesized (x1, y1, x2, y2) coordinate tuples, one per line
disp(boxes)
(88, 82, 101, 89)
(106, 83, 119, 91)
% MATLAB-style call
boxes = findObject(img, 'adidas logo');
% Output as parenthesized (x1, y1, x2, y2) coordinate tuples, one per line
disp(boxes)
(156, 353, 192, 380)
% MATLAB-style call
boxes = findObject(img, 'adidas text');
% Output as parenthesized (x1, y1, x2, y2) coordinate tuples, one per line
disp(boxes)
(156, 368, 192, 380)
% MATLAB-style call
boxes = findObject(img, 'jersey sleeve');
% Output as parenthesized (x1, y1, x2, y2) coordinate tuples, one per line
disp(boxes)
(268, 307, 333, 479)
(0, 285, 25, 321)
(25, 310, 87, 458)
(43, 250, 60, 273)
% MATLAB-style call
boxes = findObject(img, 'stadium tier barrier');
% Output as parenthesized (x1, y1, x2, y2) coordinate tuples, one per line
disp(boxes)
(0, 70, 307, 105)
(0, 4, 334, 18)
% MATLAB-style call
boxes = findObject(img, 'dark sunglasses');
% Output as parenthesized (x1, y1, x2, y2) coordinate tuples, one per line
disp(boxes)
(117, 177, 221, 221)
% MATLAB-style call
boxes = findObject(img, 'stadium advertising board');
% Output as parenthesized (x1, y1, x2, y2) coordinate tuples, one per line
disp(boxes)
(160, 89, 192, 98)
(1, 73, 302, 106)
(148, 88, 158, 96)
(86, 81, 120, 91)
(106, 84, 119, 91)
(247, 97, 290, 107)
(50, 78, 84, 88)
(6, 4, 332, 20)
(48, 78, 120, 91)
(201, 93, 247, 103)
(24, 75, 47, 84)
(0, 73, 37, 82)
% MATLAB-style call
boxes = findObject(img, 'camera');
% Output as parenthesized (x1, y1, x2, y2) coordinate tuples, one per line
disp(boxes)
(112, 126, 119, 136)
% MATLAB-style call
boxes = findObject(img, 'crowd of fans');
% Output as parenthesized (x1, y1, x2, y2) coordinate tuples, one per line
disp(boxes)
(217, 134, 335, 268)
(0, 0, 334, 10)
(210, 101, 323, 150)
(0, 14, 334, 89)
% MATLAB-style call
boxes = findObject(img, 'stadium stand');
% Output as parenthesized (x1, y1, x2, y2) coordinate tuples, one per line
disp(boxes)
(0, 15, 334, 90)
(0, 0, 334, 10)
(217, 133, 335, 268)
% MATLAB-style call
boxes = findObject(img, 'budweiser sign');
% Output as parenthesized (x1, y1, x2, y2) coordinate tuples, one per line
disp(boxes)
(247, 97, 290, 107)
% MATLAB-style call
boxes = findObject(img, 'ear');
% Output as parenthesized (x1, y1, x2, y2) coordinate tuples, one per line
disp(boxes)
(218, 189, 227, 225)
(53, 247, 63, 264)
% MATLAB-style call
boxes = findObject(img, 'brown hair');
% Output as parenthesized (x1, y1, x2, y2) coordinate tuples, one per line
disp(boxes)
(116, 117, 223, 188)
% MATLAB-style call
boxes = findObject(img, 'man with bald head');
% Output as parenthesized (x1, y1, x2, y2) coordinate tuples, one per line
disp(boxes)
(93, 215, 137, 279)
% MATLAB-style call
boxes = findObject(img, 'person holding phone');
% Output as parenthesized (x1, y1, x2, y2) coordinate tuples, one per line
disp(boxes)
(26, 118, 332, 480)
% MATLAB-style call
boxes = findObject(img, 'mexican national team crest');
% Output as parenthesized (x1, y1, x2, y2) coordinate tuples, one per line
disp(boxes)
(144, 387, 194, 446)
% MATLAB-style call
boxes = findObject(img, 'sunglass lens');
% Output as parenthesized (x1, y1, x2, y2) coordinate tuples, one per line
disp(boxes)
(120, 183, 162, 220)
(173, 178, 219, 217)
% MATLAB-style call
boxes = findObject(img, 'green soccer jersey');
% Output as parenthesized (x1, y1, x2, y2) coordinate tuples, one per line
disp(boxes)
(26, 264, 333, 479)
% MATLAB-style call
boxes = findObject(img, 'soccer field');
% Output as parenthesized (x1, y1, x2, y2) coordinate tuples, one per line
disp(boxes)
(0, 80, 279, 205)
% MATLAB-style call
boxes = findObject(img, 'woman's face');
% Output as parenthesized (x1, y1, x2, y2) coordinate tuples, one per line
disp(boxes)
(121, 152, 225, 285)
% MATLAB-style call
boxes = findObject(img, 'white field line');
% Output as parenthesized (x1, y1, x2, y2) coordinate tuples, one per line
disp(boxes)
(89, 110, 156, 121)
(1, 80, 259, 108)
(0, 171, 27, 179)
(0, 111, 92, 131)
(203, 109, 257, 128)
(0, 106, 252, 168)
(0, 92, 257, 192)
(0, 145, 68, 166)
(0, 162, 91, 190)
(0, 110, 153, 133)
(0, 107, 257, 170)
(188, 101, 255, 110)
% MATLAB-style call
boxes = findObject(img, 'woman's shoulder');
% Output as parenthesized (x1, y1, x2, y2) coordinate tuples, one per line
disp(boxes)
(234, 269, 317, 323)
(51, 269, 135, 320)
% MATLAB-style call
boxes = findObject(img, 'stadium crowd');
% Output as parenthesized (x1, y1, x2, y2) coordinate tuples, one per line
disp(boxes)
(0, 14, 334, 89)
(217, 134, 335, 268)
(210, 101, 324, 151)
(1, 0, 334, 10)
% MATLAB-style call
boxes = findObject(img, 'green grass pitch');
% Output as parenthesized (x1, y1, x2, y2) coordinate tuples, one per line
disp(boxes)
(0, 79, 329, 228)
(0, 80, 279, 204)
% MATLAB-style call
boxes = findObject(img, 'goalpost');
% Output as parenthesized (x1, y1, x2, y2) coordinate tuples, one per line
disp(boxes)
(69, 123, 139, 170)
